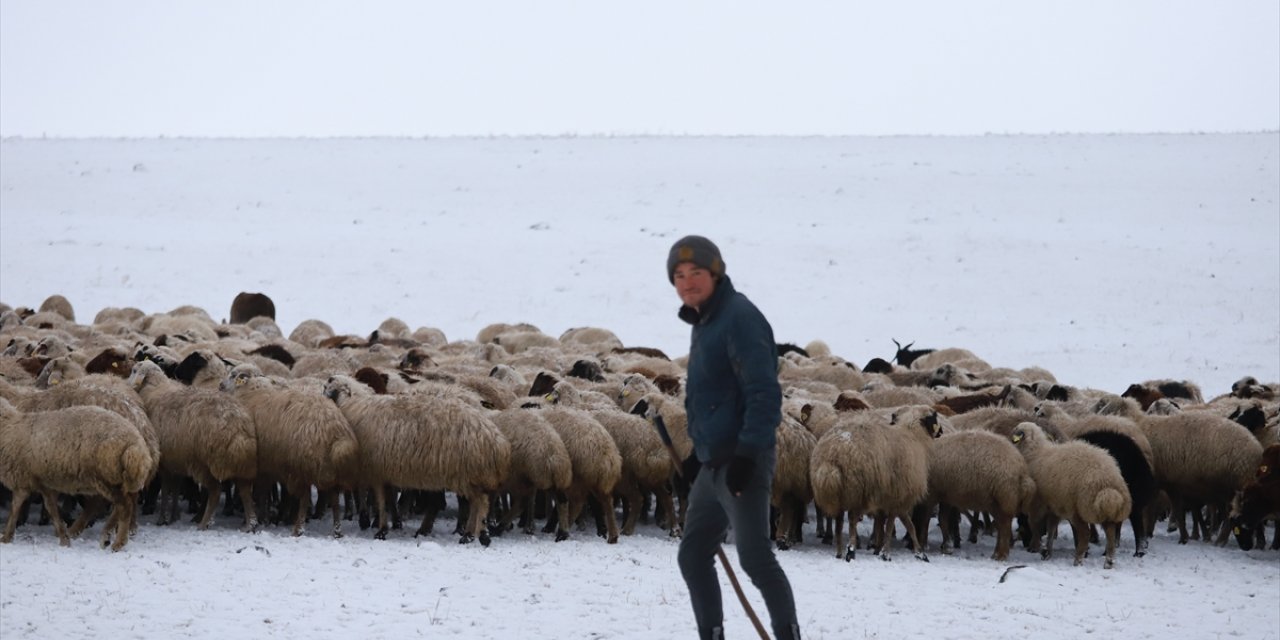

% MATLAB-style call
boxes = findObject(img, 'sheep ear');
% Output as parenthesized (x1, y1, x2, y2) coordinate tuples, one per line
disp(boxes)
(800, 404, 813, 425)
(1011, 430, 1023, 443)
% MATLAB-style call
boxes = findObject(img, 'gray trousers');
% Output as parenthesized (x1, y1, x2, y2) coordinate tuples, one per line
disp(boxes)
(677, 447, 799, 639)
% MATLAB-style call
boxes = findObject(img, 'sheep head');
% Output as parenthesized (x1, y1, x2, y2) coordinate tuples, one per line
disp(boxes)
(1010, 422, 1046, 452)
(220, 364, 262, 393)
(85, 347, 131, 378)
(889, 405, 946, 439)
(127, 359, 166, 391)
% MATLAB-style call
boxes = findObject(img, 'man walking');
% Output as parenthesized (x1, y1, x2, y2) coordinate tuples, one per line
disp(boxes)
(668, 235, 800, 640)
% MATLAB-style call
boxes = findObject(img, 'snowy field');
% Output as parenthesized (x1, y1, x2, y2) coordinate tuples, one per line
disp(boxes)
(0, 134, 1277, 639)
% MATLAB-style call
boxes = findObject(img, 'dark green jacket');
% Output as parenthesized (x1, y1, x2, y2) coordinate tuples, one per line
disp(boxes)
(679, 275, 781, 464)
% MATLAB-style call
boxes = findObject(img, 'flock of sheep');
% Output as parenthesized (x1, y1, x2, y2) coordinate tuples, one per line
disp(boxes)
(1, 292, 1277, 569)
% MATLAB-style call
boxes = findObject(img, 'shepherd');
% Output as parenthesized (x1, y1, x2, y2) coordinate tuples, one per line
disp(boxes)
(667, 235, 801, 640)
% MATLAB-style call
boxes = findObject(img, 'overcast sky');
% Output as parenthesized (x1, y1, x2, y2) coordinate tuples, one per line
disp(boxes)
(1, 1, 1277, 137)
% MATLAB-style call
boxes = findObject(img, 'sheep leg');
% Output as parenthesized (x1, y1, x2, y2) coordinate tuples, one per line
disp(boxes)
(236, 479, 259, 533)
(988, 513, 1012, 561)
(966, 510, 981, 544)
(493, 489, 523, 535)
(1069, 518, 1090, 566)
(774, 500, 794, 551)
(1130, 508, 1148, 557)
(195, 473, 221, 531)
(155, 477, 175, 526)
(291, 487, 310, 537)
(67, 497, 108, 539)
(1042, 515, 1060, 560)
(541, 492, 560, 535)
(459, 491, 491, 546)
(617, 482, 643, 536)
(555, 491, 572, 541)
(1103, 522, 1119, 569)
(1211, 513, 1233, 547)
(831, 509, 846, 560)
(657, 485, 679, 538)
(414, 497, 442, 538)
(595, 489, 619, 544)
(1, 489, 31, 543)
(107, 489, 134, 551)
(372, 485, 391, 540)
(937, 505, 955, 555)
(42, 491, 71, 547)
(898, 513, 929, 562)
(329, 491, 343, 538)
(872, 513, 891, 559)
(221, 481, 237, 518)
(517, 494, 537, 535)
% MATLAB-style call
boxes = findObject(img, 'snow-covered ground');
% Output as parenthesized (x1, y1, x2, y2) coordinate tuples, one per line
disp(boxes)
(0, 134, 1277, 639)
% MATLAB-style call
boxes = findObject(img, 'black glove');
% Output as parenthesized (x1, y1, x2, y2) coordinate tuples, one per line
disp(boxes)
(681, 454, 702, 484)
(725, 455, 755, 496)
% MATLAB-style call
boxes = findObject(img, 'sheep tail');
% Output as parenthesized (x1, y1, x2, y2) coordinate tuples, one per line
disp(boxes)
(1019, 476, 1038, 514)
(120, 442, 154, 493)
(1094, 487, 1130, 522)
(811, 462, 844, 513)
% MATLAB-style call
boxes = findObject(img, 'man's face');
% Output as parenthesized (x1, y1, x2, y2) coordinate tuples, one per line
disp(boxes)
(673, 262, 716, 309)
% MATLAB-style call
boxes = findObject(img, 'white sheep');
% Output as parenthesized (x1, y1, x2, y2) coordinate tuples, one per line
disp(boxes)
(1010, 422, 1131, 568)
(220, 365, 359, 537)
(1110, 403, 1265, 545)
(809, 405, 942, 561)
(1033, 402, 1158, 556)
(322, 374, 511, 545)
(0, 399, 153, 550)
(128, 360, 260, 531)
(489, 407, 573, 537)
(926, 429, 1037, 560)
(773, 415, 818, 550)
(522, 399, 622, 543)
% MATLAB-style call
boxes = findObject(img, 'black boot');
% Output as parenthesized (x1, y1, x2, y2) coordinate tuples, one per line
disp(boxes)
(774, 623, 802, 640)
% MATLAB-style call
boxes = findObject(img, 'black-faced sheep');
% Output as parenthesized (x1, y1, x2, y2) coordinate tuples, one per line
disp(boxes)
(0, 399, 152, 550)
(1010, 422, 1131, 568)
(322, 374, 511, 545)
(809, 405, 943, 561)
(128, 360, 259, 531)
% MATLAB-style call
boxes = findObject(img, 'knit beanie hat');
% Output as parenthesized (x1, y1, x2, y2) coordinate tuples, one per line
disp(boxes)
(667, 235, 725, 283)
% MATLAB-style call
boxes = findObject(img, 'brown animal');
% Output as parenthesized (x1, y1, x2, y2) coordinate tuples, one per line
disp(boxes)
(229, 292, 276, 324)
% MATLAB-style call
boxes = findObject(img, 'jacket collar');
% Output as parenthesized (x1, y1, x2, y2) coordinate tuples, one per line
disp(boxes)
(678, 275, 734, 326)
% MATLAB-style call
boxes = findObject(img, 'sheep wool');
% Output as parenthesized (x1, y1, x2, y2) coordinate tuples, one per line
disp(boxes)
(129, 359, 259, 531)
(1010, 422, 1131, 568)
(222, 366, 359, 538)
(927, 429, 1037, 560)
(323, 374, 511, 545)
(809, 405, 942, 561)
(0, 400, 153, 551)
